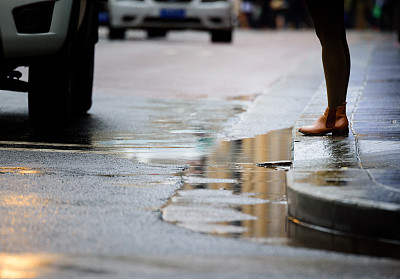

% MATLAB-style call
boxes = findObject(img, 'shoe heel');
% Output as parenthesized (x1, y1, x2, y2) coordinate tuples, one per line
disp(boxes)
(332, 127, 349, 136)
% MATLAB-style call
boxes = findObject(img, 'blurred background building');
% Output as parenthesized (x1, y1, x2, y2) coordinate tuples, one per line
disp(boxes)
(99, 0, 400, 40)
(237, 0, 400, 33)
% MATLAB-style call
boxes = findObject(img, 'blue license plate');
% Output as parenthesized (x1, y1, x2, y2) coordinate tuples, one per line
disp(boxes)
(160, 9, 186, 19)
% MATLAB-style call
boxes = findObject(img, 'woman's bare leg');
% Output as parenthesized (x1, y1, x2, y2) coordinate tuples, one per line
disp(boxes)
(306, 0, 350, 109)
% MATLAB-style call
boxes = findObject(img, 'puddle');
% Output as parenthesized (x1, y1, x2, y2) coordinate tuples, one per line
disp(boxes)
(162, 128, 291, 239)
(95, 132, 215, 164)
(162, 128, 400, 258)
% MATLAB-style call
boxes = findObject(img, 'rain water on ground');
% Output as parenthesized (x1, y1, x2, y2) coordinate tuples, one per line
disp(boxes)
(162, 128, 292, 242)
(161, 128, 400, 258)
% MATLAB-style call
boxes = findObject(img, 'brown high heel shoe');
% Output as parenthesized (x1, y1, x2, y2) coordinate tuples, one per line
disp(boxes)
(299, 103, 349, 136)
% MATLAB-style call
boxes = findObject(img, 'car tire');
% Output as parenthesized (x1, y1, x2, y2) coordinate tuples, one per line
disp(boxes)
(28, 1, 97, 130)
(28, 48, 74, 130)
(71, 1, 97, 115)
(211, 30, 233, 43)
(109, 27, 126, 40)
(71, 43, 95, 116)
(147, 29, 168, 39)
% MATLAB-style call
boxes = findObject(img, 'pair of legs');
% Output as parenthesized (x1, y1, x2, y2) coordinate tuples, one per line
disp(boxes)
(306, 0, 350, 109)
(299, 0, 351, 136)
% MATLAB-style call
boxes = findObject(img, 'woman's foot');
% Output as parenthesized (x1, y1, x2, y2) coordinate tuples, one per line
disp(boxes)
(299, 103, 349, 136)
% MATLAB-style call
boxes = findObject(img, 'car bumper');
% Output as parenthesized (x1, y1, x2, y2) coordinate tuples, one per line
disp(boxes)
(109, 0, 233, 30)
(0, 0, 73, 59)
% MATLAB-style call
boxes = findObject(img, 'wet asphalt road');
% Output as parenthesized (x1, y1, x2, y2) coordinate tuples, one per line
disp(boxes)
(0, 30, 399, 278)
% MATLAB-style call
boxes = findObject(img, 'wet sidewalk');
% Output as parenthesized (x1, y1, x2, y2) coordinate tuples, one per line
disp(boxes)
(287, 33, 400, 250)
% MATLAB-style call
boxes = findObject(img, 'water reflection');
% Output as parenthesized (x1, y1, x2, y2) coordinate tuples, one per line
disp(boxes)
(0, 253, 54, 279)
(292, 131, 358, 169)
(163, 128, 292, 239)
(294, 170, 354, 187)
(0, 167, 44, 175)
(163, 128, 400, 258)
(287, 219, 400, 259)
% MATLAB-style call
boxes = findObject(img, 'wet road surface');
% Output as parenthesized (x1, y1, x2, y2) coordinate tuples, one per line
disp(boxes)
(0, 30, 399, 278)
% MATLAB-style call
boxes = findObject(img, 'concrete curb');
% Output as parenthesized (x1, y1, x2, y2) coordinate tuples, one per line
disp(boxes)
(287, 169, 400, 242)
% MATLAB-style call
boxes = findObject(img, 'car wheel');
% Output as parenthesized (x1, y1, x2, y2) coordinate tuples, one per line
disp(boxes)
(109, 27, 126, 40)
(28, 1, 97, 130)
(71, 1, 97, 115)
(28, 48, 74, 130)
(147, 29, 168, 39)
(71, 43, 95, 116)
(211, 30, 233, 43)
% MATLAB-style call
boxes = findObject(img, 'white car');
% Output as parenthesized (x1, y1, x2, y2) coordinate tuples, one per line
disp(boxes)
(0, 0, 99, 129)
(108, 0, 235, 43)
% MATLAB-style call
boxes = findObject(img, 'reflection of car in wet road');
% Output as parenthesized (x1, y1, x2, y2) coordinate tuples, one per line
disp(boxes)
(108, 0, 235, 42)
(0, 0, 99, 129)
